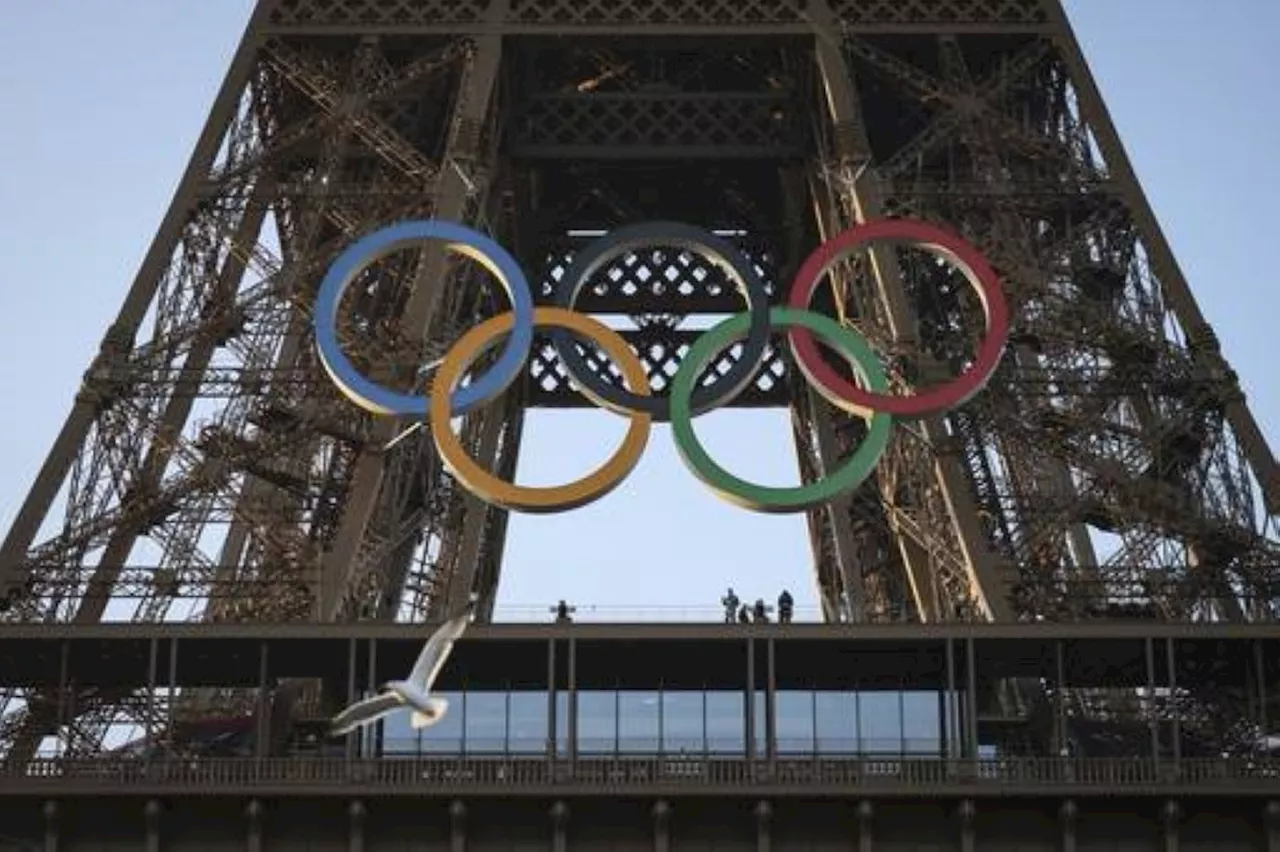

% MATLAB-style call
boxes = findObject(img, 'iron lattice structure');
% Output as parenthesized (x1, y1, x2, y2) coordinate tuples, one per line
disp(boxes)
(1, 0, 1278, 762)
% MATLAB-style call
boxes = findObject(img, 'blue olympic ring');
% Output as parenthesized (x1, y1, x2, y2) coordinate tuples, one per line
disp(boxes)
(313, 220, 534, 418)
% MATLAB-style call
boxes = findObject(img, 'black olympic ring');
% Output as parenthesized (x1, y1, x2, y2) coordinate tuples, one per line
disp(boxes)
(546, 221, 772, 422)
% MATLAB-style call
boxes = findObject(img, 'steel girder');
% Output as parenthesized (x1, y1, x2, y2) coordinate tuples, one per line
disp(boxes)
(0, 0, 1275, 763)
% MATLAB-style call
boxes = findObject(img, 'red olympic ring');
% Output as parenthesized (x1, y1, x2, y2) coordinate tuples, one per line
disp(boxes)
(786, 219, 1010, 420)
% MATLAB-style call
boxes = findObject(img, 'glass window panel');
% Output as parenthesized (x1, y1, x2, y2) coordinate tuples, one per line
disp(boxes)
(464, 691, 507, 754)
(662, 691, 704, 754)
(774, 691, 814, 754)
(705, 691, 745, 753)
(419, 690, 464, 753)
(753, 691, 767, 755)
(814, 691, 857, 754)
(902, 691, 942, 754)
(857, 691, 903, 753)
(577, 691, 617, 754)
(555, 691, 569, 756)
(381, 703, 418, 755)
(618, 691, 659, 753)
(507, 691, 548, 753)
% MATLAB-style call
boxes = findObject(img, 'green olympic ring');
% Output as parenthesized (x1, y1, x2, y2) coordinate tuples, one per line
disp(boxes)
(669, 307, 892, 513)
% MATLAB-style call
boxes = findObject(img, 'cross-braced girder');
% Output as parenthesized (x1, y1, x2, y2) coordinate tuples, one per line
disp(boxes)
(0, 15, 517, 759)
(818, 28, 1279, 624)
(0, 0, 1276, 764)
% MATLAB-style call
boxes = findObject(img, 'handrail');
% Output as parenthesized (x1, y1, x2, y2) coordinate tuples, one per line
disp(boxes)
(3, 756, 1276, 792)
(492, 604, 822, 622)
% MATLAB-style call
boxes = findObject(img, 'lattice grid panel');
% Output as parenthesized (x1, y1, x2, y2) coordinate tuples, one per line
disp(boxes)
(512, 97, 803, 154)
(509, 0, 808, 25)
(267, 0, 1047, 28)
(526, 332, 791, 407)
(270, 0, 487, 25)
(830, 0, 1046, 24)
(533, 244, 779, 314)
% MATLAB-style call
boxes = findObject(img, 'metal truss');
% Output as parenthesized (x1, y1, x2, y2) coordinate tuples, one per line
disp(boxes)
(0, 7, 517, 759)
(263, 0, 1047, 32)
(801, 17, 1280, 627)
(0, 0, 1276, 762)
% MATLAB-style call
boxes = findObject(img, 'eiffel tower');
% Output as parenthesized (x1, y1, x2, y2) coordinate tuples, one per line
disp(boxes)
(1, 0, 1278, 825)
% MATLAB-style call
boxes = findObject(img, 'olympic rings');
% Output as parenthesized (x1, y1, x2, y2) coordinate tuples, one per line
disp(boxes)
(430, 308, 653, 513)
(549, 221, 771, 422)
(788, 218, 1009, 420)
(313, 216, 1008, 515)
(670, 307, 892, 513)
(314, 220, 535, 418)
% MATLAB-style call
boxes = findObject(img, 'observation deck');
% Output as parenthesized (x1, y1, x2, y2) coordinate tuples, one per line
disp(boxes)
(2, 620, 1278, 851)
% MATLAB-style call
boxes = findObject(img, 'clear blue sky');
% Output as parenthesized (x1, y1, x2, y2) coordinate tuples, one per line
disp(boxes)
(0, 2, 1275, 622)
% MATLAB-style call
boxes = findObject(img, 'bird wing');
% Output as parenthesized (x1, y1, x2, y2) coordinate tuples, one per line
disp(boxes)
(330, 691, 404, 735)
(408, 599, 476, 689)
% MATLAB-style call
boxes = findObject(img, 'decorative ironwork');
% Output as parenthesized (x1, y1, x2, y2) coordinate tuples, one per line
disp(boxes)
(0, 0, 1275, 799)
(265, 0, 1050, 30)
(510, 95, 804, 158)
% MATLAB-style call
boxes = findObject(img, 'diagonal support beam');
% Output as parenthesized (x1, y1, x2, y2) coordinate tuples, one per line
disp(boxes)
(809, 0, 1014, 622)
(261, 40, 441, 184)
(1040, 2, 1280, 517)
(317, 20, 508, 622)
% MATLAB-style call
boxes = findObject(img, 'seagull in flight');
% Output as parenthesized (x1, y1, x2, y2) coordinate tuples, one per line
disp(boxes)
(330, 595, 477, 736)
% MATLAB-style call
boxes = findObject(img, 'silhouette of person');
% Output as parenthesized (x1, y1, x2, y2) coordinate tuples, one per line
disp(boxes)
(777, 589, 794, 624)
(722, 587, 740, 623)
(753, 599, 769, 623)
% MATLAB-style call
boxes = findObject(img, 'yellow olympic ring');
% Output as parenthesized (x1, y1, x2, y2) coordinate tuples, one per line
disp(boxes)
(428, 307, 654, 513)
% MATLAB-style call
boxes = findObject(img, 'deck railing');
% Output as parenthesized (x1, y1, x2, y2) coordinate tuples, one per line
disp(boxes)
(4, 756, 1276, 793)
(488, 604, 823, 623)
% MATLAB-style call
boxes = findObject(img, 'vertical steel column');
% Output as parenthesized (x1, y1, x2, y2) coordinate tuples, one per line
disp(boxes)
(855, 801, 873, 852)
(450, 801, 467, 852)
(1161, 800, 1180, 852)
(345, 638, 358, 760)
(745, 637, 756, 762)
(1258, 640, 1270, 744)
(366, 639, 379, 758)
(945, 637, 959, 761)
(1145, 637, 1160, 764)
(1059, 800, 1078, 852)
(658, 678, 665, 755)
(765, 638, 777, 766)
(652, 800, 671, 852)
(145, 638, 158, 758)
(1266, 802, 1280, 852)
(1165, 638, 1181, 767)
(255, 642, 270, 758)
(56, 641, 70, 756)
(1054, 640, 1068, 757)
(166, 640, 179, 752)
(41, 801, 58, 852)
(246, 800, 264, 852)
(546, 639, 557, 760)
(460, 684, 469, 754)
(964, 638, 978, 756)
(754, 801, 772, 852)
(566, 636, 577, 763)
(550, 801, 569, 852)
(348, 801, 366, 852)
(956, 800, 975, 852)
